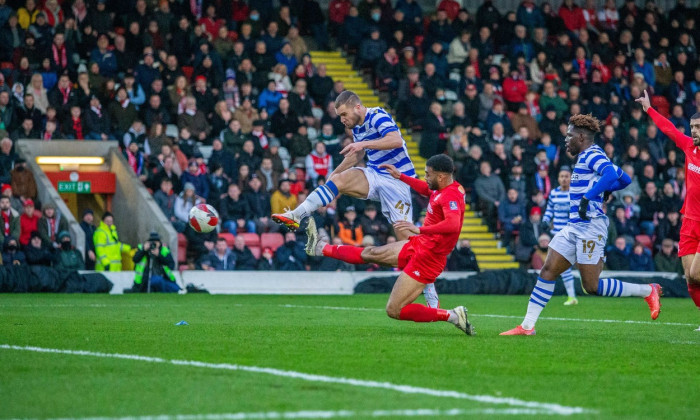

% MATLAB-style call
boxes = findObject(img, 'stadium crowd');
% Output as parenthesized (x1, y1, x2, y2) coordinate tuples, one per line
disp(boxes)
(0, 0, 692, 274)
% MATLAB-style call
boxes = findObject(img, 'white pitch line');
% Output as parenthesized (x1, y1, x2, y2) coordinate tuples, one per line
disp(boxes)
(0, 344, 589, 416)
(47, 407, 560, 420)
(279, 304, 697, 327)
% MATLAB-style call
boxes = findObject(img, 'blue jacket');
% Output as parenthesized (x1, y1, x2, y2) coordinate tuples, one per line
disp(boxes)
(90, 48, 118, 77)
(516, 4, 544, 30)
(498, 198, 526, 230)
(632, 61, 656, 88)
(258, 89, 283, 115)
(629, 249, 655, 272)
(275, 241, 307, 271)
(181, 172, 210, 199)
(275, 51, 298, 75)
(207, 249, 237, 271)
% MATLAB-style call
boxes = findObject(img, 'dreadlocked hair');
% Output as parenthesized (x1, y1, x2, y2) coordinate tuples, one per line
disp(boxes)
(568, 113, 601, 134)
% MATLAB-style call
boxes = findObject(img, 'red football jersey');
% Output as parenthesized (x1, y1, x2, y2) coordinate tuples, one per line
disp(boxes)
(399, 175, 465, 257)
(648, 108, 700, 221)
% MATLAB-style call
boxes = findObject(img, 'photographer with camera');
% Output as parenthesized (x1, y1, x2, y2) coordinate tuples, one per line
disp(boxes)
(131, 232, 180, 293)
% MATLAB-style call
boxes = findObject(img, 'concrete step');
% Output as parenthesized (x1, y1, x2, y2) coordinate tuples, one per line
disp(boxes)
(459, 232, 496, 240)
(310, 50, 344, 57)
(476, 255, 514, 262)
(471, 247, 507, 254)
(467, 239, 500, 248)
(462, 218, 483, 225)
(461, 225, 489, 233)
(480, 262, 520, 270)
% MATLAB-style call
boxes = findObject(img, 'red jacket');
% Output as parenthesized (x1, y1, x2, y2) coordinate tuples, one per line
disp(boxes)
(437, 0, 461, 22)
(502, 77, 528, 103)
(19, 213, 40, 246)
(329, 0, 352, 24)
(558, 4, 585, 31)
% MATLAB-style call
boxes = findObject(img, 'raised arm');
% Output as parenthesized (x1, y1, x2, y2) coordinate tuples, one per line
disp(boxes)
(378, 163, 431, 196)
(637, 89, 693, 151)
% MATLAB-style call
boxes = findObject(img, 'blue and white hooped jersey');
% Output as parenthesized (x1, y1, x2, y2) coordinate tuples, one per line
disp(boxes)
(543, 187, 570, 234)
(569, 144, 622, 224)
(352, 107, 416, 177)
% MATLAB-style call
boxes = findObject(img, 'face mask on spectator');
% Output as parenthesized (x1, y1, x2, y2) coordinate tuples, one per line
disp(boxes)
(61, 241, 72, 250)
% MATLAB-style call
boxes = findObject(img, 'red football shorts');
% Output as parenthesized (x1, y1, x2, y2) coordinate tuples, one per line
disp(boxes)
(398, 236, 447, 284)
(679, 217, 700, 257)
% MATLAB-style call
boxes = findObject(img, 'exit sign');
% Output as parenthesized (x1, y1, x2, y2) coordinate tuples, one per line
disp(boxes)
(58, 181, 92, 193)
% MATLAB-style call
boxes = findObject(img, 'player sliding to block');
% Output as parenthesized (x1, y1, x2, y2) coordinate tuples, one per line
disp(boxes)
(501, 114, 662, 336)
(638, 90, 700, 330)
(305, 155, 474, 335)
(272, 91, 440, 309)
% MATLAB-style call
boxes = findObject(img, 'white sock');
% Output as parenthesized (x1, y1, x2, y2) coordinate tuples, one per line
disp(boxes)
(290, 183, 338, 219)
(423, 283, 439, 308)
(522, 277, 556, 330)
(561, 268, 576, 298)
(597, 278, 652, 297)
(447, 310, 458, 324)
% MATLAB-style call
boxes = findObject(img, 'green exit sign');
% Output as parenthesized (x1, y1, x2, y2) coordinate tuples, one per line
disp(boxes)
(58, 181, 92, 193)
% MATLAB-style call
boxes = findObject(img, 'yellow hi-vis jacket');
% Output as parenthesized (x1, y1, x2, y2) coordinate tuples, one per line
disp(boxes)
(94, 221, 131, 271)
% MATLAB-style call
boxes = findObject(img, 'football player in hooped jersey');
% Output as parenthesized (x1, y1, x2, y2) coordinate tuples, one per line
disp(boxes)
(501, 114, 662, 336)
(273, 90, 441, 308)
(305, 155, 474, 335)
(638, 89, 700, 330)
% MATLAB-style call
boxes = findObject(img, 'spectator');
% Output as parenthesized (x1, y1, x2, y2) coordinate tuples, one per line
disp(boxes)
(638, 181, 661, 236)
(629, 242, 654, 272)
(131, 231, 179, 292)
(232, 235, 258, 270)
(24, 230, 53, 266)
(174, 183, 203, 229)
(419, 102, 448, 159)
(202, 237, 237, 271)
(108, 87, 139, 138)
(305, 142, 333, 185)
(244, 175, 276, 234)
(654, 238, 683, 275)
(447, 239, 480, 272)
(0, 194, 20, 244)
(220, 183, 255, 234)
(656, 208, 681, 246)
(270, 179, 297, 216)
(606, 236, 630, 270)
(337, 206, 363, 246)
(94, 212, 131, 272)
(530, 233, 551, 270)
(270, 97, 300, 141)
(275, 231, 306, 270)
(181, 159, 210, 200)
(257, 246, 277, 270)
(79, 208, 96, 270)
(53, 231, 85, 271)
(154, 178, 182, 231)
(2, 235, 26, 266)
(37, 203, 67, 249)
(1, 185, 22, 213)
(514, 205, 544, 263)
(357, 28, 386, 70)
(499, 188, 526, 248)
(474, 160, 505, 232)
(178, 96, 211, 142)
(359, 203, 390, 245)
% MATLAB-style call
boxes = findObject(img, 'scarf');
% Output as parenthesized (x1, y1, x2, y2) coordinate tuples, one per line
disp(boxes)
(72, 117, 84, 140)
(72, 4, 87, 22)
(48, 217, 57, 241)
(52, 44, 67, 69)
(91, 105, 102, 117)
(120, 98, 130, 109)
(60, 86, 71, 104)
(43, 130, 52, 141)
(252, 129, 268, 149)
(223, 85, 240, 110)
(576, 58, 587, 80)
(126, 149, 138, 173)
(185, 108, 196, 116)
(2, 210, 9, 236)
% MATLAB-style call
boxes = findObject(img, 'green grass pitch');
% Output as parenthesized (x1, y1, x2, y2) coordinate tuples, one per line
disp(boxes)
(0, 293, 698, 419)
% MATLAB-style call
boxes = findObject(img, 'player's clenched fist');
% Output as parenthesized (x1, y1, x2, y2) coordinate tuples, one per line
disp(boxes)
(393, 220, 420, 236)
(378, 164, 401, 179)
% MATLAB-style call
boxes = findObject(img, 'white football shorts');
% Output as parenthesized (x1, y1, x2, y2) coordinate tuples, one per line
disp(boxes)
(549, 217, 609, 266)
(355, 167, 413, 223)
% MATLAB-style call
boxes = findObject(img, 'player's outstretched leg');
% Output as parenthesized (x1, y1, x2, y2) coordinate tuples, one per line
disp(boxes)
(592, 278, 662, 320)
(273, 181, 340, 230)
(387, 272, 474, 335)
(561, 267, 578, 306)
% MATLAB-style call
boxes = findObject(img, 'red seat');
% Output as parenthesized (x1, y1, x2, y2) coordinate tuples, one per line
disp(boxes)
(261, 232, 284, 251)
(635, 234, 654, 251)
(240, 232, 260, 247)
(249, 246, 261, 259)
(218, 232, 235, 248)
(177, 233, 188, 264)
